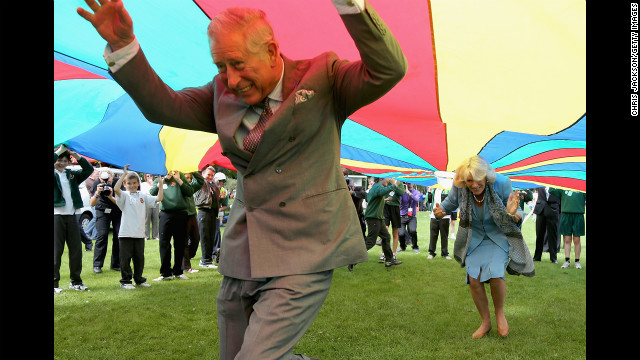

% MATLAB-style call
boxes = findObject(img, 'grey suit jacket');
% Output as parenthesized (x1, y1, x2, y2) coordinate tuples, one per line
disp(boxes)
(111, 2, 407, 279)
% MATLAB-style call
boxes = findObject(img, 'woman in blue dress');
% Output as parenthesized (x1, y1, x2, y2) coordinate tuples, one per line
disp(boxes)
(433, 156, 535, 338)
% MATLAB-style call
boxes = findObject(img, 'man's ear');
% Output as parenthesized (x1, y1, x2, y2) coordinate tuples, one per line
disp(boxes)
(265, 40, 279, 67)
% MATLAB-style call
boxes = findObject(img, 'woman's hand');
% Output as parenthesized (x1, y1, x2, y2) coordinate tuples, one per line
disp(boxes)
(507, 191, 522, 222)
(433, 203, 445, 219)
(507, 191, 519, 216)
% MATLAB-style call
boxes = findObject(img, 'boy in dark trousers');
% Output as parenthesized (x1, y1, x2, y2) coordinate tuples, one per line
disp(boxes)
(114, 165, 164, 288)
(54, 144, 93, 293)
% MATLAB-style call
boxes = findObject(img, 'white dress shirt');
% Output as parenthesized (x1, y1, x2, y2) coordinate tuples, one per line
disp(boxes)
(54, 170, 76, 215)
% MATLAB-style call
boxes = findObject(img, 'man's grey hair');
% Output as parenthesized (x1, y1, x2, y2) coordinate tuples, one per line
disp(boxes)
(208, 7, 276, 57)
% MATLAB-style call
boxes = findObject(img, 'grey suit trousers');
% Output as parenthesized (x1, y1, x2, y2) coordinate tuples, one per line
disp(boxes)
(217, 270, 333, 360)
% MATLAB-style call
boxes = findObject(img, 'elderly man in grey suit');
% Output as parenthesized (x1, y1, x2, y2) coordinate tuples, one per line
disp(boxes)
(78, 0, 407, 358)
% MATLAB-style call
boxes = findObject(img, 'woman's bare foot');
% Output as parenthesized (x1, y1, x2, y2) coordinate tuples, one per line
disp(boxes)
(496, 314, 509, 337)
(472, 322, 492, 339)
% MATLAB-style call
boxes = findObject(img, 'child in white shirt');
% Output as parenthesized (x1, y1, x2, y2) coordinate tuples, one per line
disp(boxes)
(114, 165, 163, 289)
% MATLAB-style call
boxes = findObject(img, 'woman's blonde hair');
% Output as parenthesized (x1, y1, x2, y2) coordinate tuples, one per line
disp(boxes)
(452, 155, 496, 188)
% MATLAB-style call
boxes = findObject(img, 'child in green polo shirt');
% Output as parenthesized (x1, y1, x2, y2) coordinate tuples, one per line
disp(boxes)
(549, 188, 586, 269)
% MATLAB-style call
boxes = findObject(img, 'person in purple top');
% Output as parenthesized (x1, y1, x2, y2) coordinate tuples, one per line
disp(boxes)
(398, 183, 422, 253)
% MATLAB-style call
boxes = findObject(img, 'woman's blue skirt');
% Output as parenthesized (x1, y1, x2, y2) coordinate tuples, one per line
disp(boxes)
(465, 238, 509, 284)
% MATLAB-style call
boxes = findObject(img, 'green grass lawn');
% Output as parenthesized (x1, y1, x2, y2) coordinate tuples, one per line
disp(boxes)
(54, 209, 586, 359)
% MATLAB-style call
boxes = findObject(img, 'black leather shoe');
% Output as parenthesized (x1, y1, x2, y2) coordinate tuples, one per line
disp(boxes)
(385, 259, 403, 267)
(93, 267, 102, 274)
(290, 354, 319, 360)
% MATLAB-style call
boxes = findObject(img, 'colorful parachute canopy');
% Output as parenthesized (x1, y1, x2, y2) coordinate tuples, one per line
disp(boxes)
(54, 0, 585, 192)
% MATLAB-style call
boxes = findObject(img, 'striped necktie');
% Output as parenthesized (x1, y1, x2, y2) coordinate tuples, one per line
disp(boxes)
(243, 97, 273, 153)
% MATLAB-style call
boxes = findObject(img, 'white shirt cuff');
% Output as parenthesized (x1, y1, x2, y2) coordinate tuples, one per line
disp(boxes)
(103, 37, 140, 73)
(333, 0, 365, 14)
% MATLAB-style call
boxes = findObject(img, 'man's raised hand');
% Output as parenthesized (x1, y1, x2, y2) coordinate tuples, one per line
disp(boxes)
(77, 0, 135, 51)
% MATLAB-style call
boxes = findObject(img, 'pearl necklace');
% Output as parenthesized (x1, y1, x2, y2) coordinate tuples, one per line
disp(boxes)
(473, 192, 485, 203)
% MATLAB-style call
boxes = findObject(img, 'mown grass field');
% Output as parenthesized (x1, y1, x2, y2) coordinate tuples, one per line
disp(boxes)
(54, 208, 586, 359)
